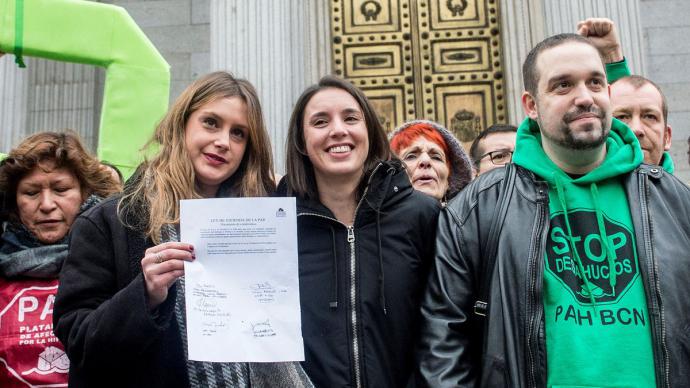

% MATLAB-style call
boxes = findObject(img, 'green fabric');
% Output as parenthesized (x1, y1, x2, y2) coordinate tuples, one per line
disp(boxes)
(660, 151, 674, 174)
(605, 58, 631, 84)
(13, 0, 25, 67)
(0, 0, 170, 178)
(513, 118, 656, 388)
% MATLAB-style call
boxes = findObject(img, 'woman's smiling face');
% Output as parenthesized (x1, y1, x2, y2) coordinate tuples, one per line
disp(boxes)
(185, 96, 249, 197)
(302, 87, 370, 185)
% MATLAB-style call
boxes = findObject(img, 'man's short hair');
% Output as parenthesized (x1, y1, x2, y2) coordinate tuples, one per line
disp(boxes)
(613, 75, 669, 125)
(522, 33, 605, 97)
(469, 124, 518, 165)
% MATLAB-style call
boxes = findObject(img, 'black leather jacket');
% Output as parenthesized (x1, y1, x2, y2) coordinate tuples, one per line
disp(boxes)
(417, 164, 690, 388)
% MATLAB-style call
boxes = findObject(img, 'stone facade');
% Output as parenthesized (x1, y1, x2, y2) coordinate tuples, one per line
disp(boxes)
(107, 0, 211, 102)
(640, 0, 690, 181)
(1, 0, 688, 180)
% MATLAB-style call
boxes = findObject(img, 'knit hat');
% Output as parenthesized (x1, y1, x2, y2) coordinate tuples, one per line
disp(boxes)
(390, 120, 473, 199)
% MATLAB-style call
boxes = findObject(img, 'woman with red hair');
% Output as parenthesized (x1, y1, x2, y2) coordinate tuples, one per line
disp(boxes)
(390, 120, 473, 203)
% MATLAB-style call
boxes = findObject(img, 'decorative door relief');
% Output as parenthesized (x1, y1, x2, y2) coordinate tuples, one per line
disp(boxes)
(330, 0, 506, 146)
(331, 0, 414, 134)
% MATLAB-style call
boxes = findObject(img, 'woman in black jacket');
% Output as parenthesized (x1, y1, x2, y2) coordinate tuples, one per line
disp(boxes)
(281, 76, 441, 387)
(53, 72, 312, 388)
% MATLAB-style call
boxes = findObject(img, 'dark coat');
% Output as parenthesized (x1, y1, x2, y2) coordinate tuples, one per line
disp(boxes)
(281, 161, 441, 387)
(53, 196, 188, 388)
(418, 164, 690, 387)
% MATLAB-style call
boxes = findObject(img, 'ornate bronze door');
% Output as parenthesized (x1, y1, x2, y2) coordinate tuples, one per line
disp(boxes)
(330, 0, 506, 146)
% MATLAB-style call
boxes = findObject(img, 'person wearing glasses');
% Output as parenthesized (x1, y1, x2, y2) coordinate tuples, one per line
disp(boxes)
(469, 124, 517, 176)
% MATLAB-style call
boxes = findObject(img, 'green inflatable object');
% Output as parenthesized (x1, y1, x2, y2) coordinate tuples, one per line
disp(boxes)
(0, 0, 170, 178)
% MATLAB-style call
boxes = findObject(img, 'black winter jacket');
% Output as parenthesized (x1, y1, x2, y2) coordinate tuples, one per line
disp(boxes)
(53, 196, 188, 387)
(418, 164, 690, 388)
(283, 161, 440, 388)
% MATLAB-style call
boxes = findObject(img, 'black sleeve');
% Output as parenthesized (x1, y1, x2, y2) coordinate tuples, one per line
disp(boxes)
(53, 212, 177, 371)
(417, 204, 482, 388)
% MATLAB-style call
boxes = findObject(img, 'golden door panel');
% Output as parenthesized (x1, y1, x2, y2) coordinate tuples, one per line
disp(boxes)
(362, 86, 406, 132)
(431, 38, 490, 73)
(331, 0, 415, 133)
(429, 0, 487, 29)
(344, 0, 400, 33)
(330, 0, 505, 138)
(345, 43, 404, 77)
(434, 82, 493, 147)
(418, 0, 506, 140)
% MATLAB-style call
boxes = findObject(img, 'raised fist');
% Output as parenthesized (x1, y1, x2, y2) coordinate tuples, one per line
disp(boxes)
(577, 17, 624, 63)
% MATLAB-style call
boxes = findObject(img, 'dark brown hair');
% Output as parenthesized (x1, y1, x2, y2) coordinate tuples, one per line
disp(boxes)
(285, 75, 391, 200)
(522, 33, 604, 97)
(0, 131, 122, 218)
(469, 124, 518, 165)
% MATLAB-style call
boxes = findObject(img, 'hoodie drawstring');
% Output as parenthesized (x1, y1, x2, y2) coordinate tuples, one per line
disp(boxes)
(590, 183, 617, 297)
(327, 165, 397, 314)
(373, 168, 395, 315)
(554, 175, 597, 307)
(329, 225, 339, 309)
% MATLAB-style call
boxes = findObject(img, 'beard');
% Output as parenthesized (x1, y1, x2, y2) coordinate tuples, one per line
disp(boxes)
(541, 106, 610, 150)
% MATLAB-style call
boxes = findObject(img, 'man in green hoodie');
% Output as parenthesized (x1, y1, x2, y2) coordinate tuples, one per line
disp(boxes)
(418, 32, 690, 388)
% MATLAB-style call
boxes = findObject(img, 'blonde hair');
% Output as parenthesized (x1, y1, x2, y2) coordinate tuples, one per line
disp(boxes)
(118, 72, 275, 243)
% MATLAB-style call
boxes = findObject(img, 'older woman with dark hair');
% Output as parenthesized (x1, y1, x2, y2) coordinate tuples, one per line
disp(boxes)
(390, 120, 473, 204)
(0, 131, 120, 387)
(280, 76, 440, 387)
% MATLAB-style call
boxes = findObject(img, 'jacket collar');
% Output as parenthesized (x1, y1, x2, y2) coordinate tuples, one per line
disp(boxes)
(284, 160, 414, 223)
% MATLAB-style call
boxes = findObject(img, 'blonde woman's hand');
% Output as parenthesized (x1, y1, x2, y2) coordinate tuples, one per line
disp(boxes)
(141, 242, 195, 310)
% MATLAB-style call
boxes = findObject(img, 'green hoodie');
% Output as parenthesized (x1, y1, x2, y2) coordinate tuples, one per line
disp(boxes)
(661, 151, 675, 174)
(513, 118, 656, 388)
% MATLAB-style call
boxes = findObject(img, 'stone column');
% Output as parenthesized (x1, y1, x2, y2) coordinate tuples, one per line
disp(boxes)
(543, 0, 645, 74)
(0, 56, 28, 152)
(211, 0, 331, 173)
(499, 0, 645, 125)
(25, 59, 101, 151)
(640, 0, 690, 182)
(0, 57, 100, 153)
(499, 0, 547, 125)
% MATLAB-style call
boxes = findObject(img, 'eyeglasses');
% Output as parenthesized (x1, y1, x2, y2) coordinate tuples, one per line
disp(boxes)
(476, 149, 513, 166)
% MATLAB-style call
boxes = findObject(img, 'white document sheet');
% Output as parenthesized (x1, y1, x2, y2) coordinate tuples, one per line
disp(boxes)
(180, 197, 304, 362)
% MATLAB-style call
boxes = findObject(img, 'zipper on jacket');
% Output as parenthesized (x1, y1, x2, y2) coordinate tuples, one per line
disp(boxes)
(298, 163, 386, 388)
(527, 200, 548, 388)
(638, 171, 670, 388)
(298, 213, 363, 388)
(347, 225, 362, 388)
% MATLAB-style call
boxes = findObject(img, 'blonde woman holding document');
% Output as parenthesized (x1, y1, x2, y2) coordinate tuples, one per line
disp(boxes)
(54, 72, 313, 388)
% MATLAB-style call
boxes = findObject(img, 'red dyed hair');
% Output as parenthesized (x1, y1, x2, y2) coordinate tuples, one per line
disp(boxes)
(390, 123, 450, 169)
